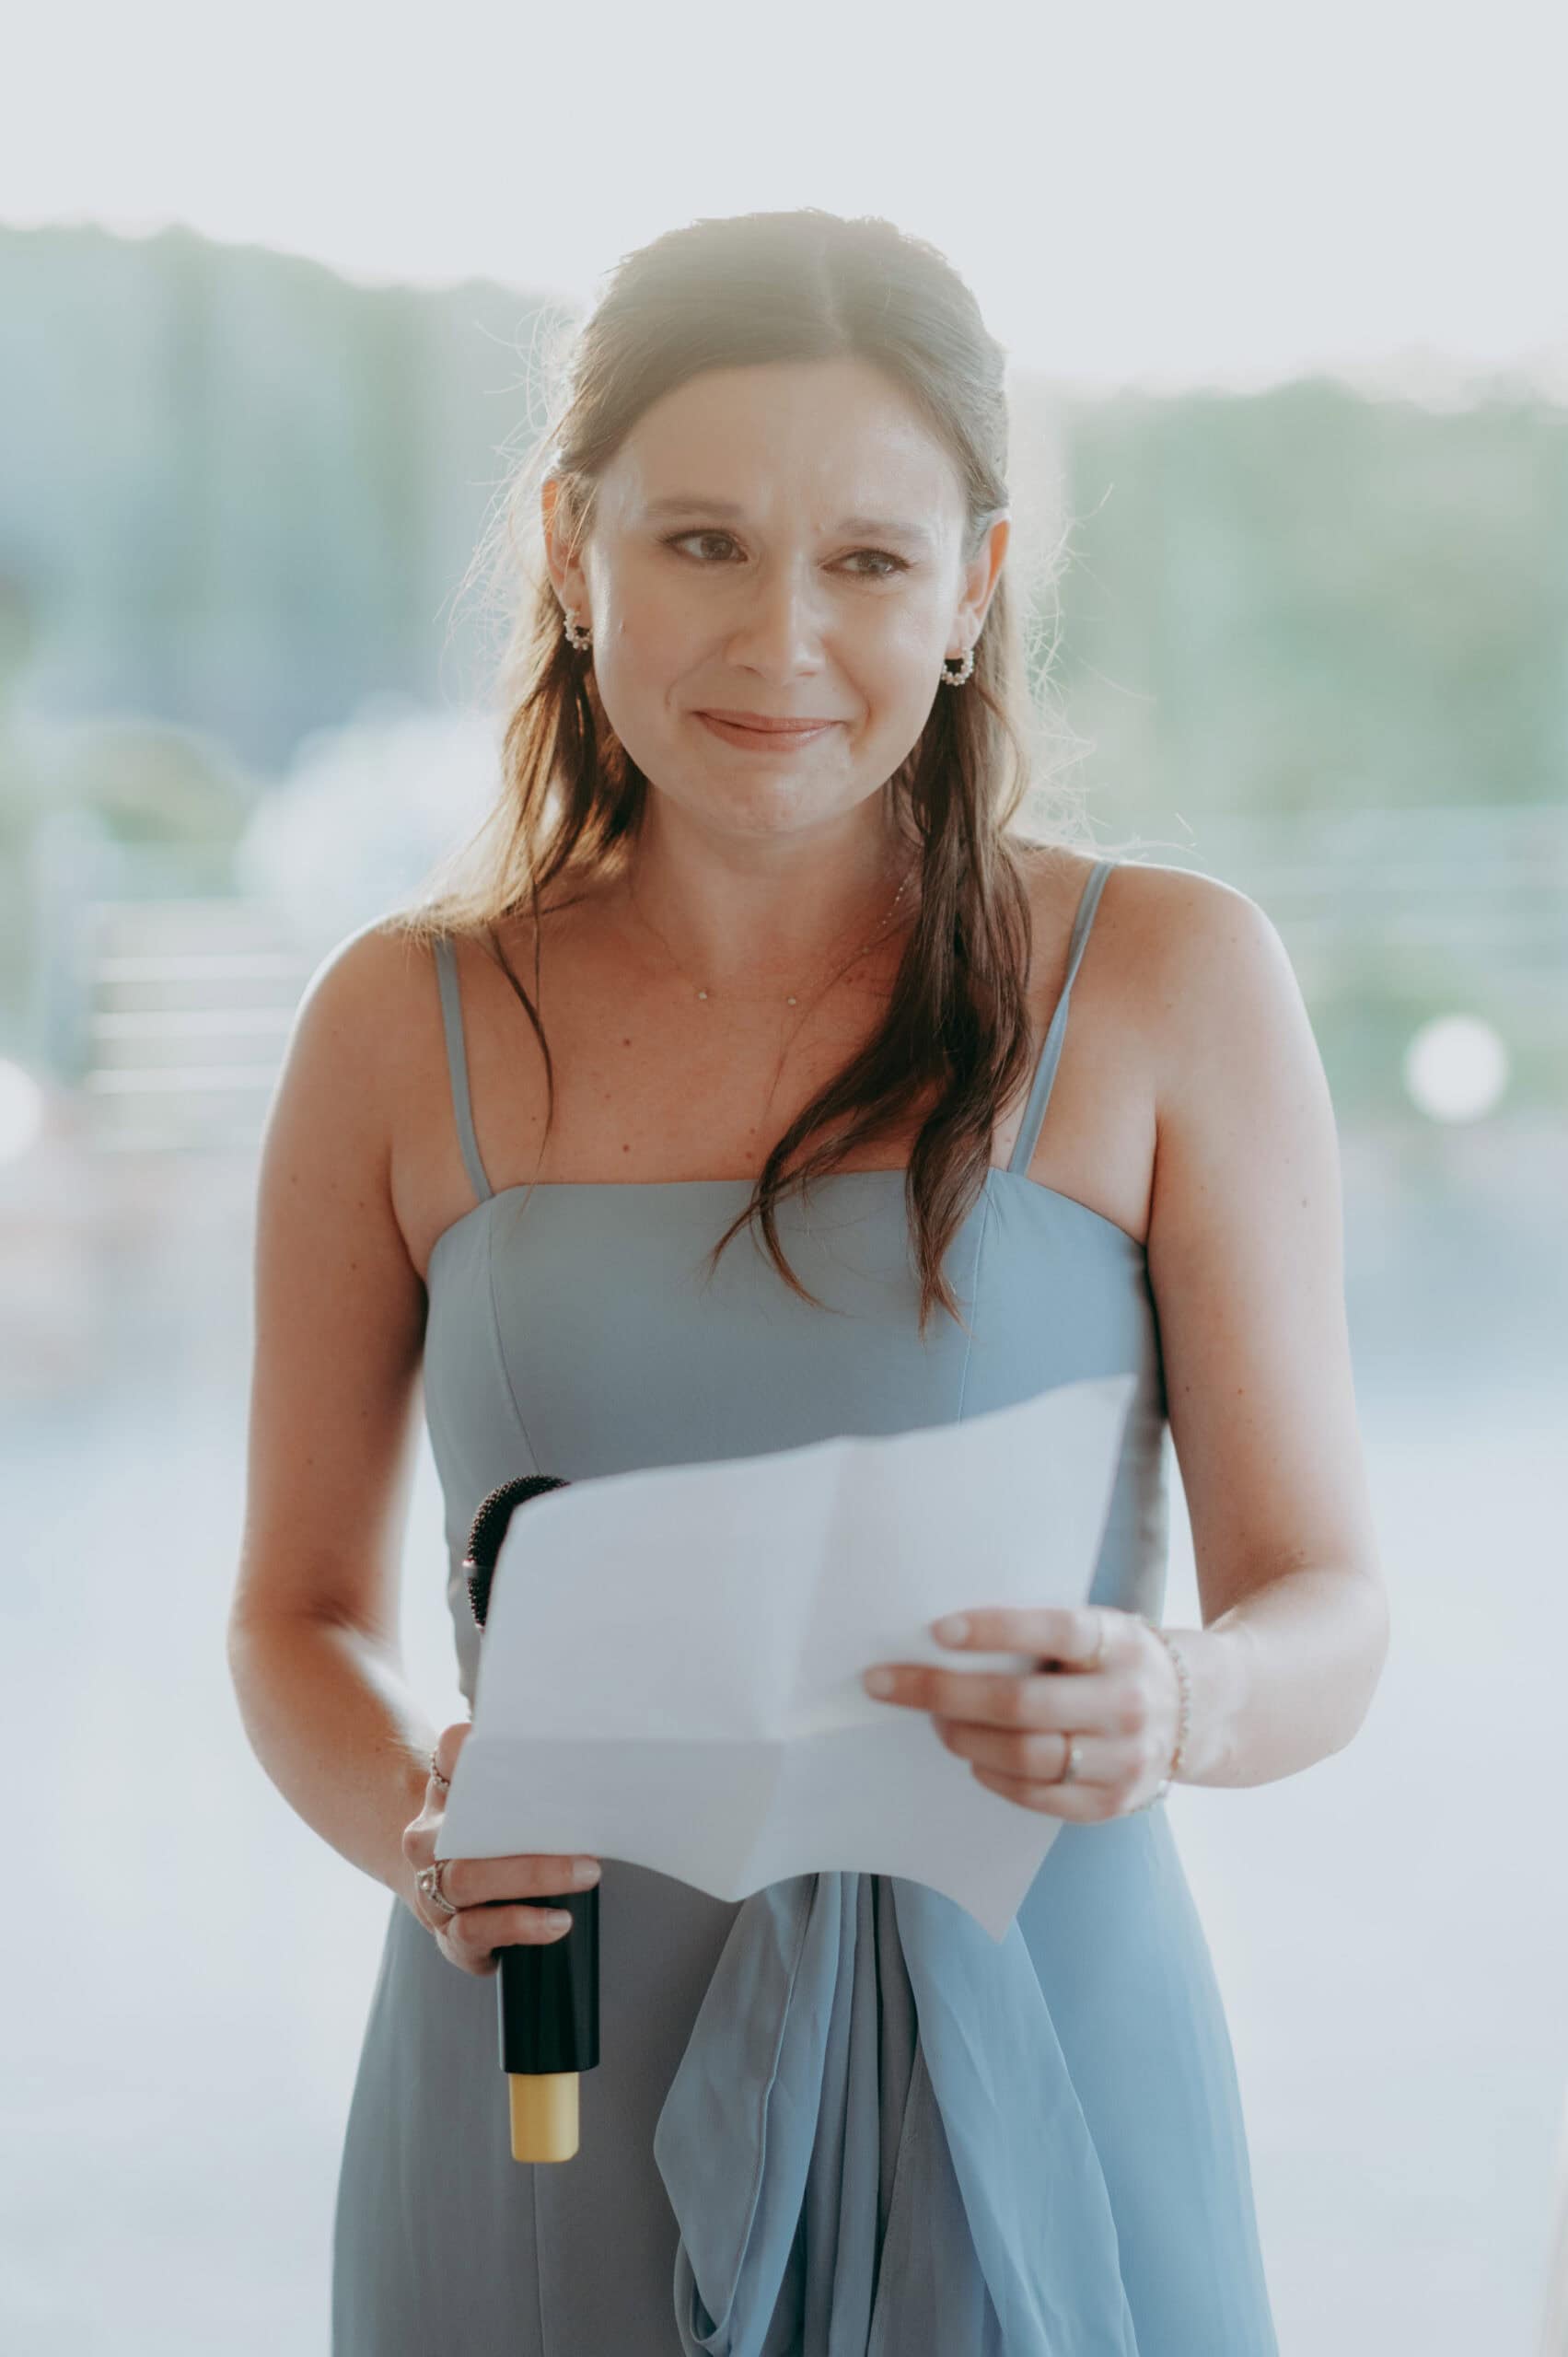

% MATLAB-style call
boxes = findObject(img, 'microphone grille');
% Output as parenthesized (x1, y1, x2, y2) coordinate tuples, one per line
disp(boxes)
(463, 1474, 571, 1627)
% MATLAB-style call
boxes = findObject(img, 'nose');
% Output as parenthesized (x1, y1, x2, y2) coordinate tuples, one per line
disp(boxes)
(722, 557, 829, 680)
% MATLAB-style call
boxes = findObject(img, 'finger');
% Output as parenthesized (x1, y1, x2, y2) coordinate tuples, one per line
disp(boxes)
(932, 1605, 1117, 1668)
(969, 1759, 1122, 1822)
(452, 1900, 576, 1960)
(870, 1660, 1122, 1736)
(439, 1851, 600, 1912)
(939, 1719, 1134, 1789)
(431, 1718, 472, 1785)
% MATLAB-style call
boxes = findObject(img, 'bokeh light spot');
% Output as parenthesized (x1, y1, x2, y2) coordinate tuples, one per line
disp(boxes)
(1402, 1015, 1509, 1124)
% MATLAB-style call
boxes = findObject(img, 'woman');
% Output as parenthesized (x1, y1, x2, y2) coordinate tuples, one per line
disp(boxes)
(228, 209, 1388, 2354)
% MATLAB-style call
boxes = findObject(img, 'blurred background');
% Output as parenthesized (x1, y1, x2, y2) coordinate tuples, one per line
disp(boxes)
(3, 4, 1565, 2351)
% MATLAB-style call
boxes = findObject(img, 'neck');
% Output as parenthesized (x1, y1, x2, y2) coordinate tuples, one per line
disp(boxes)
(619, 807, 916, 994)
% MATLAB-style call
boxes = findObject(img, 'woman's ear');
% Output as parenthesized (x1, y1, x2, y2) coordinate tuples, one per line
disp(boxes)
(540, 475, 586, 612)
(957, 509, 1010, 646)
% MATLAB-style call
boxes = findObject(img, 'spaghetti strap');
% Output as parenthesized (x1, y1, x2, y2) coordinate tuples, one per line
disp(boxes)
(1005, 856, 1116, 1176)
(431, 935, 494, 1208)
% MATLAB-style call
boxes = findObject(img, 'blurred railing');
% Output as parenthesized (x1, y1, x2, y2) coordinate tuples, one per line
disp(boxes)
(1155, 803, 1568, 1003)
(79, 911, 311, 1155)
(25, 807, 315, 1155)
(18, 795, 1568, 1159)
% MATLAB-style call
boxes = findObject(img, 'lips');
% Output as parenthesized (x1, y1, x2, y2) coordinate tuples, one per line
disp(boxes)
(698, 712, 842, 732)
(695, 711, 841, 751)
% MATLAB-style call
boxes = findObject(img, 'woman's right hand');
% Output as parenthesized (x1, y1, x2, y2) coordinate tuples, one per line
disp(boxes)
(401, 1720, 602, 1979)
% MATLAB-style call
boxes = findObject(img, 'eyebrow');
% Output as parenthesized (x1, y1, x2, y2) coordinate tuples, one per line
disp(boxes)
(641, 494, 935, 549)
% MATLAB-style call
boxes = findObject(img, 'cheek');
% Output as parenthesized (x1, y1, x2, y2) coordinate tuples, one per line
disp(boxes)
(588, 610, 699, 751)
(812, 601, 941, 723)
(860, 637, 949, 753)
(601, 584, 696, 684)
(866, 600, 952, 696)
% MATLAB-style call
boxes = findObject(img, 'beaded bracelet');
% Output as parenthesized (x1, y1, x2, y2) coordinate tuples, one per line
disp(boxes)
(1132, 1613, 1191, 1809)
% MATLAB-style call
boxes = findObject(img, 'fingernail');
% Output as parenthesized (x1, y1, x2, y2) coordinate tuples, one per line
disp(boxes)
(864, 1668, 895, 1697)
(546, 1911, 572, 1930)
(572, 1859, 600, 1884)
(934, 1615, 970, 1643)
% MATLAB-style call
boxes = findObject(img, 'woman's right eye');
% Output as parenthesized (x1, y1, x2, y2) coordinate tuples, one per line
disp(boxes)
(665, 530, 735, 562)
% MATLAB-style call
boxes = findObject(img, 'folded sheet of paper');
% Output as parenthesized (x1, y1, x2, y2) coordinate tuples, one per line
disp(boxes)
(437, 1370, 1138, 1941)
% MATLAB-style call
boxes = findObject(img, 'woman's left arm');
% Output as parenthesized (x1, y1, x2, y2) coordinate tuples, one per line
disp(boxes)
(1141, 871, 1389, 1788)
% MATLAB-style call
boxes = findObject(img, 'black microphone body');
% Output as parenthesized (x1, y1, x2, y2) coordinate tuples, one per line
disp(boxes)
(462, 1474, 600, 2163)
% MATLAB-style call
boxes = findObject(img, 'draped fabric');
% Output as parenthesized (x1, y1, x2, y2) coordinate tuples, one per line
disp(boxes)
(655, 1873, 1141, 2357)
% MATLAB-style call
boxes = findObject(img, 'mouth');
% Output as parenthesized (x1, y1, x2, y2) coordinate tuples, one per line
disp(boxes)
(695, 711, 842, 749)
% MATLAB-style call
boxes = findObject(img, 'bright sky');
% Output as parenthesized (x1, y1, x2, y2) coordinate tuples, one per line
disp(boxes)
(6, 0, 1565, 397)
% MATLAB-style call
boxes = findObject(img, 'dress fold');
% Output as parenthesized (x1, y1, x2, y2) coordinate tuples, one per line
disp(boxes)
(656, 1871, 1143, 2357)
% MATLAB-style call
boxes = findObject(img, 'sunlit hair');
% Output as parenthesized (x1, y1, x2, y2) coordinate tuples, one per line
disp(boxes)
(399, 206, 1118, 1338)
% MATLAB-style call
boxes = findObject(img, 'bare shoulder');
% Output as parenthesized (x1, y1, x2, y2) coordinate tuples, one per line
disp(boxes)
(331, 900, 598, 1277)
(266, 911, 508, 1283)
(290, 907, 444, 1031)
(281, 912, 453, 1157)
(1000, 845, 1315, 1244)
(1010, 842, 1251, 1089)
(278, 914, 423, 1134)
(1102, 859, 1317, 1123)
(1012, 836, 1200, 979)
(1116, 855, 1346, 1304)
(1013, 848, 1282, 1043)
(294, 905, 553, 1116)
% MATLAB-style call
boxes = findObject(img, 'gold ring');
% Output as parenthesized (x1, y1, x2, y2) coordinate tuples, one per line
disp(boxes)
(416, 1859, 459, 1919)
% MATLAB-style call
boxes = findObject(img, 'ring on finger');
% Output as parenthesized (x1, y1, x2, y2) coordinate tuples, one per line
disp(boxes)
(956, 1723, 1090, 1786)
(416, 1858, 459, 1919)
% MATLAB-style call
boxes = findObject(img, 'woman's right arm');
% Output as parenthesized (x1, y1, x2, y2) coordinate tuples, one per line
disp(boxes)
(226, 921, 437, 1920)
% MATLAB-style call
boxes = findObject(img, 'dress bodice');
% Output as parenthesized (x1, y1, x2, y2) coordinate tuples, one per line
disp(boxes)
(421, 857, 1167, 1710)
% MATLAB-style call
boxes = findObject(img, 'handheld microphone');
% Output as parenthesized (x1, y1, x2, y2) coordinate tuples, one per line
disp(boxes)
(461, 1474, 599, 2164)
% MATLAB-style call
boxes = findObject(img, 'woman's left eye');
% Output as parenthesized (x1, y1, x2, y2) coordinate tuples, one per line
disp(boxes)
(664, 532, 907, 580)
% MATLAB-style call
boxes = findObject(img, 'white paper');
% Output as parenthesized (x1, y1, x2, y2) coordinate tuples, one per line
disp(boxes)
(436, 1371, 1139, 1941)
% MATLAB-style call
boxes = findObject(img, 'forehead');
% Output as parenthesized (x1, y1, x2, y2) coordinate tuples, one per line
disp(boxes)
(602, 357, 965, 530)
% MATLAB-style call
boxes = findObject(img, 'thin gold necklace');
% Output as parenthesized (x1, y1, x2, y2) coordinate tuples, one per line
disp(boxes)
(622, 853, 919, 1111)
(625, 856, 914, 1004)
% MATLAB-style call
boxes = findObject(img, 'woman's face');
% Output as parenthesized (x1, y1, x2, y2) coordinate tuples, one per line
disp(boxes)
(541, 355, 1009, 847)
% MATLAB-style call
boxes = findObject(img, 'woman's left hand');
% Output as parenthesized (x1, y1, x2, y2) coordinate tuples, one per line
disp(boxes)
(861, 1605, 1182, 1820)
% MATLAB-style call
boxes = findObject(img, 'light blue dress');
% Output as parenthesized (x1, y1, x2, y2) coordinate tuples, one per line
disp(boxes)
(331, 856, 1280, 2354)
